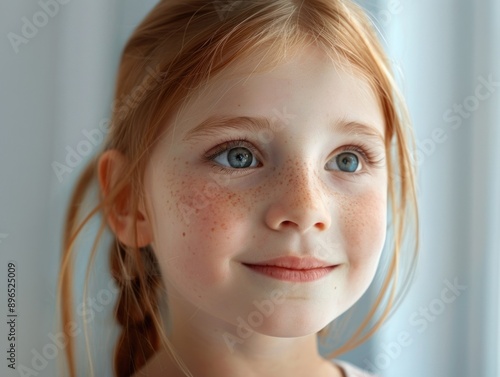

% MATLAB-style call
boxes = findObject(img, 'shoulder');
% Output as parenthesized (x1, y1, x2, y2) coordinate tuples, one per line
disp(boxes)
(332, 359, 379, 377)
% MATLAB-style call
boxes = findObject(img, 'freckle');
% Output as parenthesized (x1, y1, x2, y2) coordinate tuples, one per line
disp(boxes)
(211, 228, 215, 232)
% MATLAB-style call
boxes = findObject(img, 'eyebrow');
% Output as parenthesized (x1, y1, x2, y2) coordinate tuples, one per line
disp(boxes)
(181, 115, 385, 146)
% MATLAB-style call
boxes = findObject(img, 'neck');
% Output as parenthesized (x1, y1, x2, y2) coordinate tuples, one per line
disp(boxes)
(132, 284, 345, 377)
(132, 321, 344, 377)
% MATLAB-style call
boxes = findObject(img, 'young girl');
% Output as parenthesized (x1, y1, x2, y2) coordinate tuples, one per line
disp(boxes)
(57, 0, 419, 376)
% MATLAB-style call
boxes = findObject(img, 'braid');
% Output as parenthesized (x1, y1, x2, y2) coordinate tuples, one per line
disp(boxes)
(110, 240, 163, 377)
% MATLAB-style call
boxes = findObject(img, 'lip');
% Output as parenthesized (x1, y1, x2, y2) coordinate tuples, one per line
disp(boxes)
(241, 256, 338, 283)
(243, 256, 335, 269)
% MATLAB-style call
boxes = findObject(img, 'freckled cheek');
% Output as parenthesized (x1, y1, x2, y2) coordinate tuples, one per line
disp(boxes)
(166, 176, 251, 283)
(341, 190, 387, 269)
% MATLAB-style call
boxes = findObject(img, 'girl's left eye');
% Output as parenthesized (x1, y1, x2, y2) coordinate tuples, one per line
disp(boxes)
(202, 138, 381, 175)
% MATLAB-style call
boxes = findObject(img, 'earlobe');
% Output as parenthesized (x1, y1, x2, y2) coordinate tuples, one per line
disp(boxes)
(97, 149, 153, 248)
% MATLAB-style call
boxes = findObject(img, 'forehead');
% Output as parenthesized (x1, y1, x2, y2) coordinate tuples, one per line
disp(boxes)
(168, 45, 384, 141)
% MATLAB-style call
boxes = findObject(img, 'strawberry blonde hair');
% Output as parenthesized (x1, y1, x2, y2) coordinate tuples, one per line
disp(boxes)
(57, 0, 419, 376)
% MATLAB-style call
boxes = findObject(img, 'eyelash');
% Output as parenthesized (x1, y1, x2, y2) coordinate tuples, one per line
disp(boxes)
(202, 136, 385, 176)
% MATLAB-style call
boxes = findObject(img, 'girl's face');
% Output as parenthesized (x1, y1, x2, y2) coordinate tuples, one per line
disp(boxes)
(142, 45, 387, 340)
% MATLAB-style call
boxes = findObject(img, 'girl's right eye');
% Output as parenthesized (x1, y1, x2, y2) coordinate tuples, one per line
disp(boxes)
(203, 138, 262, 175)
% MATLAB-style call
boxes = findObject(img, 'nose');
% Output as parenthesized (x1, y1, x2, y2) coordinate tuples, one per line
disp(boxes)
(264, 160, 332, 234)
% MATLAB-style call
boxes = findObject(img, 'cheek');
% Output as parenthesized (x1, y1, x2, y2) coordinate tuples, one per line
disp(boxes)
(151, 170, 253, 286)
(341, 188, 387, 270)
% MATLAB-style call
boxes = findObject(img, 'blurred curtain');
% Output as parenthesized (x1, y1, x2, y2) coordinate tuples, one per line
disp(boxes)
(371, 1, 500, 377)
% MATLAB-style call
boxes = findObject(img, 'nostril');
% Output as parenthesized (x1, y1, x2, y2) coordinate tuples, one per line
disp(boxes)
(279, 220, 298, 230)
(316, 222, 327, 231)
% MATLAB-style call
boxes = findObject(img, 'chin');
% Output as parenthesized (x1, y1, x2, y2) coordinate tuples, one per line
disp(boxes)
(248, 312, 336, 338)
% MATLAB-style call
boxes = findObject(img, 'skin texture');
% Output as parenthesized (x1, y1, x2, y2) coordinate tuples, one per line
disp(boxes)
(99, 44, 388, 377)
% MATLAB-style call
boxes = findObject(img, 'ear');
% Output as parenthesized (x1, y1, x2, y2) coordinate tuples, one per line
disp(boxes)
(97, 149, 153, 248)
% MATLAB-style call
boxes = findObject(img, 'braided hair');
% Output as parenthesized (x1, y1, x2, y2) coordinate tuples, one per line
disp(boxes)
(110, 241, 163, 377)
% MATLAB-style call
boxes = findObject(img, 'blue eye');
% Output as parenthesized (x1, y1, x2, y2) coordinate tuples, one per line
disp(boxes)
(203, 138, 261, 174)
(334, 152, 360, 173)
(213, 146, 259, 169)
